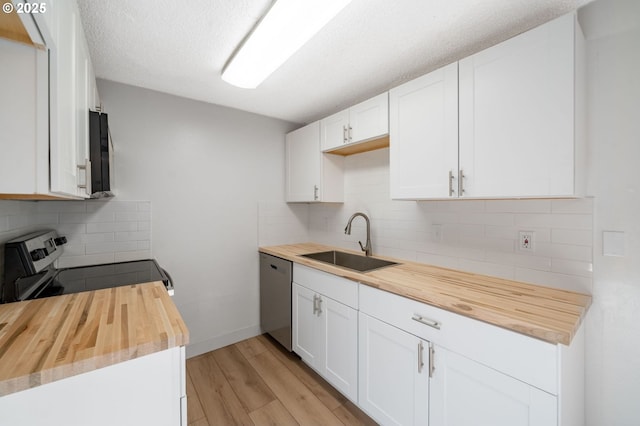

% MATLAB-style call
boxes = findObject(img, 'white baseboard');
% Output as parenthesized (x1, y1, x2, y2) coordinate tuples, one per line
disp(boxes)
(185, 325, 262, 359)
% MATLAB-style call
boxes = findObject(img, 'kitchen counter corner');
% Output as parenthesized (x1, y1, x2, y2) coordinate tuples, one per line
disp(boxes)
(0, 281, 189, 397)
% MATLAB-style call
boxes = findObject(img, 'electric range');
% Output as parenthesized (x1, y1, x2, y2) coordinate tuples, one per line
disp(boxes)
(1, 230, 174, 303)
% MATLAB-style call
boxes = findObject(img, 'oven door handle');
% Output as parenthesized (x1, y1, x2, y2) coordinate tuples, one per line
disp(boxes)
(161, 268, 175, 296)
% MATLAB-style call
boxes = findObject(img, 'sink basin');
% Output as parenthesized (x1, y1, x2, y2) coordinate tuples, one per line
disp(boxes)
(301, 250, 399, 273)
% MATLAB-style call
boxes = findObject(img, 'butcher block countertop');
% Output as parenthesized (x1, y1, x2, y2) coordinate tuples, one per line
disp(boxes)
(0, 282, 189, 397)
(260, 243, 591, 346)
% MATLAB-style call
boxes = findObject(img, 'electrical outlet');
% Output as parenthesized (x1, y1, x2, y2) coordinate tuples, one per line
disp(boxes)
(518, 231, 534, 252)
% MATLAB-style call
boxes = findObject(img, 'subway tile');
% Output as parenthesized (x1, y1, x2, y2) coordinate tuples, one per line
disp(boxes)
(56, 253, 116, 268)
(55, 223, 87, 235)
(439, 200, 486, 213)
(415, 252, 461, 269)
(36, 200, 86, 213)
(459, 212, 514, 226)
(115, 231, 151, 241)
(85, 241, 139, 255)
(114, 250, 152, 262)
(115, 211, 151, 222)
(457, 259, 515, 280)
(484, 199, 551, 213)
(86, 200, 139, 213)
(30, 213, 59, 225)
(514, 213, 592, 230)
(514, 268, 592, 294)
(86, 222, 138, 233)
(551, 259, 593, 278)
(137, 221, 151, 231)
(551, 198, 594, 214)
(77, 232, 115, 244)
(7, 215, 28, 230)
(60, 243, 86, 256)
(534, 242, 593, 262)
(551, 228, 593, 246)
(59, 213, 88, 224)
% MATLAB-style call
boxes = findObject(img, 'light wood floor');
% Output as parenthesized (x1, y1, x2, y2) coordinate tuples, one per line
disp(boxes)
(186, 334, 377, 426)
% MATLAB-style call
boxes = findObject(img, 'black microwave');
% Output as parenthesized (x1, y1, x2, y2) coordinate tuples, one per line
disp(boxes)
(89, 110, 113, 197)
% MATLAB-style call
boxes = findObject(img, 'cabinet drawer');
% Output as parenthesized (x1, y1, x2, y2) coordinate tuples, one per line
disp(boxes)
(359, 284, 558, 394)
(293, 264, 358, 309)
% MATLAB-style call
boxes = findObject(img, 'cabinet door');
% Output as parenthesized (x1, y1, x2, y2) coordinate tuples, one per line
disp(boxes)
(292, 283, 321, 368)
(75, 28, 92, 197)
(322, 296, 358, 403)
(349, 92, 389, 144)
(0, 347, 185, 426)
(320, 109, 349, 151)
(430, 346, 556, 426)
(49, 0, 80, 196)
(458, 14, 576, 197)
(286, 121, 321, 202)
(390, 62, 458, 199)
(359, 313, 429, 426)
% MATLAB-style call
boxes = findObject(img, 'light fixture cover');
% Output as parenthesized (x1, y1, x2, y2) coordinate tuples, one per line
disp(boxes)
(222, 0, 352, 89)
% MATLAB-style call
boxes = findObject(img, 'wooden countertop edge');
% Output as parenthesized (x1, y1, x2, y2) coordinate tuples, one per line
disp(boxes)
(259, 243, 592, 346)
(0, 338, 186, 397)
(0, 282, 189, 397)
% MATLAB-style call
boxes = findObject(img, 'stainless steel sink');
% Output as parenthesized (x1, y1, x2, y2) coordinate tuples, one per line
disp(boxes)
(301, 250, 399, 273)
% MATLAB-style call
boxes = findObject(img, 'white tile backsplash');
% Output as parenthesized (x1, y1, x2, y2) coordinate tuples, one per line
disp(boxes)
(282, 148, 594, 294)
(0, 199, 152, 270)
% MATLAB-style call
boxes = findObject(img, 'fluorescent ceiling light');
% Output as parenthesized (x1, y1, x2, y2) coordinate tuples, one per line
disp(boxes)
(221, 0, 352, 89)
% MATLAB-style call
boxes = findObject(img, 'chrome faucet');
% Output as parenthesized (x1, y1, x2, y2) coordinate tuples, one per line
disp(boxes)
(344, 212, 372, 256)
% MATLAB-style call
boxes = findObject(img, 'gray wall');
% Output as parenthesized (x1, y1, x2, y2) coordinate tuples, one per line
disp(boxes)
(97, 79, 296, 356)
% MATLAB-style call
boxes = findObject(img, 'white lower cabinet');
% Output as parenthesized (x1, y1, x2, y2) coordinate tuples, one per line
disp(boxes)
(429, 346, 556, 426)
(0, 346, 187, 426)
(292, 265, 358, 402)
(291, 266, 584, 426)
(358, 312, 429, 426)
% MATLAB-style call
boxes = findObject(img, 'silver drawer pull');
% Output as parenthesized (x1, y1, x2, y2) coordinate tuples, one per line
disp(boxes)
(412, 314, 441, 330)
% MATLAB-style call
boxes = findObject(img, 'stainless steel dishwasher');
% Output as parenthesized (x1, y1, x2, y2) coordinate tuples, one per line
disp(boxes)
(259, 253, 292, 351)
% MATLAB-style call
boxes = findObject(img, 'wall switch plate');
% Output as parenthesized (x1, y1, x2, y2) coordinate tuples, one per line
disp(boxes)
(518, 231, 534, 252)
(603, 231, 625, 257)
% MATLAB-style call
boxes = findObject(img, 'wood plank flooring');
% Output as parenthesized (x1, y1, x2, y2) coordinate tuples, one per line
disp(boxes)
(186, 334, 377, 426)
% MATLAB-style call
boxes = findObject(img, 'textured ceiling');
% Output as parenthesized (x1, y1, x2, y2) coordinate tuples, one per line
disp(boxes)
(77, 0, 592, 125)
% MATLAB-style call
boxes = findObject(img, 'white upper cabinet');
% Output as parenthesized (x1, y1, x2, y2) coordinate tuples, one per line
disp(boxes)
(458, 13, 584, 198)
(390, 62, 458, 199)
(390, 13, 585, 200)
(0, 37, 49, 196)
(286, 121, 344, 202)
(49, 0, 94, 198)
(321, 93, 388, 152)
(0, 0, 97, 199)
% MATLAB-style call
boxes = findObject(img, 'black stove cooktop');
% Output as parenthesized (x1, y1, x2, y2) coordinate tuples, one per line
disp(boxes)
(1, 230, 173, 303)
(35, 259, 170, 299)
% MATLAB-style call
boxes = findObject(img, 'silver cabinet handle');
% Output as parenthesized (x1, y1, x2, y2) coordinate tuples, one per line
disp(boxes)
(448, 170, 455, 196)
(418, 341, 424, 373)
(77, 158, 92, 196)
(348, 125, 352, 142)
(313, 185, 319, 201)
(342, 125, 348, 143)
(412, 314, 441, 330)
(458, 169, 465, 196)
(312, 295, 318, 315)
(316, 295, 322, 316)
(429, 343, 435, 378)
